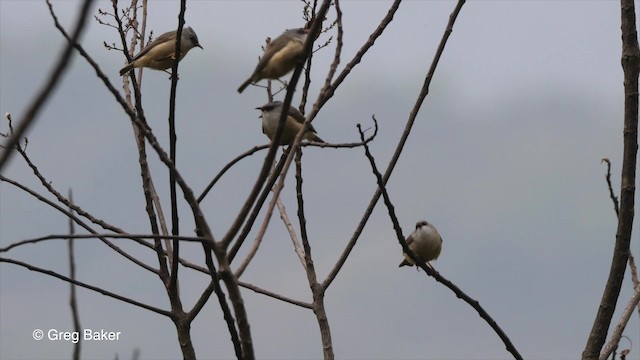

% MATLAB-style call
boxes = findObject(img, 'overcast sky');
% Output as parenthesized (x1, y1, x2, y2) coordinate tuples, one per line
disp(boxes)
(1, 0, 639, 359)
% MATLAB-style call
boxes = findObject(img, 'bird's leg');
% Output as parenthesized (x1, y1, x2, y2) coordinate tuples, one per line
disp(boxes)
(166, 70, 179, 80)
(426, 262, 437, 272)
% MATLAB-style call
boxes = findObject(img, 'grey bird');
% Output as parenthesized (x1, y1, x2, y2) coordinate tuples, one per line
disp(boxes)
(119, 27, 202, 76)
(256, 101, 324, 145)
(238, 28, 309, 93)
(399, 221, 443, 267)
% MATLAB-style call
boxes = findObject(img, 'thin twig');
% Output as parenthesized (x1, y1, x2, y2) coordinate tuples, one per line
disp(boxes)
(602, 158, 620, 217)
(238, 281, 313, 309)
(68, 189, 82, 360)
(228, 152, 288, 263)
(309, 0, 401, 126)
(0, 175, 159, 274)
(0, 233, 209, 253)
(0, 0, 94, 171)
(1, 257, 171, 317)
(233, 167, 283, 278)
(276, 196, 307, 269)
(600, 285, 640, 360)
(198, 136, 377, 205)
(198, 145, 269, 203)
(319, 0, 343, 97)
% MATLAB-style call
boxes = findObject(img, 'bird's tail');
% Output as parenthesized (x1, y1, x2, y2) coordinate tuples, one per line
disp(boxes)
(398, 259, 411, 267)
(119, 63, 135, 76)
(237, 77, 253, 93)
(307, 133, 325, 143)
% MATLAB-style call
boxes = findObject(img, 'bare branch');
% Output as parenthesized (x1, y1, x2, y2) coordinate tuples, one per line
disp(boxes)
(323, 0, 467, 290)
(356, 123, 523, 360)
(0, 0, 94, 171)
(202, 247, 243, 359)
(295, 149, 334, 359)
(198, 145, 269, 204)
(600, 285, 640, 360)
(602, 158, 620, 217)
(228, 152, 288, 263)
(233, 176, 282, 279)
(1, 257, 171, 317)
(276, 197, 307, 269)
(0, 233, 209, 253)
(68, 190, 82, 360)
(0, 175, 159, 274)
(312, 0, 401, 119)
(238, 281, 312, 309)
(318, 0, 343, 99)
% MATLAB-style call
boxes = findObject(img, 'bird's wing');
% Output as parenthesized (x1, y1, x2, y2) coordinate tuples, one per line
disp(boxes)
(132, 31, 177, 60)
(287, 106, 306, 124)
(405, 233, 415, 247)
(251, 33, 299, 74)
(286, 106, 321, 134)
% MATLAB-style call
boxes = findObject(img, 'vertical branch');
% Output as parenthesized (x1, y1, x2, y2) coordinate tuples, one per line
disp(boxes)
(602, 158, 640, 343)
(317, 0, 343, 97)
(300, 0, 317, 111)
(583, 0, 639, 358)
(167, 0, 188, 307)
(136, 0, 173, 261)
(67, 189, 81, 360)
(200, 248, 243, 359)
(214, 243, 255, 360)
(295, 149, 334, 360)
(113, 0, 170, 285)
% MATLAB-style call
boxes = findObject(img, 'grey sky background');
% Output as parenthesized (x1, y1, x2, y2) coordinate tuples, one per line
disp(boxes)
(1, 0, 638, 359)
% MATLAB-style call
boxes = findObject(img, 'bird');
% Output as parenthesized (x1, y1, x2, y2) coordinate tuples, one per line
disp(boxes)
(256, 101, 325, 145)
(119, 27, 202, 76)
(399, 221, 443, 268)
(238, 28, 309, 93)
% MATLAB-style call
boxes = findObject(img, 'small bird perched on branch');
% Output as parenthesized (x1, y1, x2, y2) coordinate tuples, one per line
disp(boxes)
(256, 101, 325, 145)
(119, 27, 202, 76)
(238, 28, 309, 93)
(399, 221, 443, 268)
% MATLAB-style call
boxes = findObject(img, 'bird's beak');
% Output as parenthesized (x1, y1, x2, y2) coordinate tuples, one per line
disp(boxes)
(196, 44, 203, 49)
